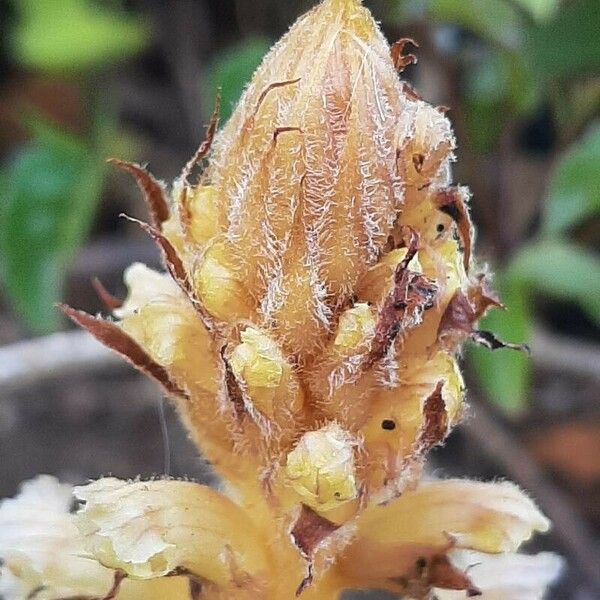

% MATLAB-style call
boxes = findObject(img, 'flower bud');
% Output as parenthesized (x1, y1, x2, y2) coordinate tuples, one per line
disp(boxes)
(333, 303, 376, 352)
(360, 352, 464, 491)
(397, 102, 455, 189)
(193, 242, 255, 323)
(229, 327, 302, 418)
(182, 184, 226, 247)
(285, 423, 358, 511)
(205, 0, 406, 358)
(115, 265, 219, 393)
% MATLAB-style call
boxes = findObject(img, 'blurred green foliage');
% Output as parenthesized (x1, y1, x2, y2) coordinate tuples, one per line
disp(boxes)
(9, 0, 149, 73)
(527, 0, 600, 80)
(428, 0, 599, 153)
(1, 0, 148, 334)
(0, 118, 106, 333)
(469, 124, 600, 412)
(468, 276, 532, 413)
(543, 124, 600, 235)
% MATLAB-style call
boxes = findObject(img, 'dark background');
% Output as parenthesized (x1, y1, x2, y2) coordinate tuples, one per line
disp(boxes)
(0, 1, 599, 598)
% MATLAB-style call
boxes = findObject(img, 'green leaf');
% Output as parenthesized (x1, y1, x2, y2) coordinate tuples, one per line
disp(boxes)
(468, 274, 532, 414)
(542, 122, 600, 234)
(206, 37, 272, 124)
(508, 240, 600, 324)
(0, 120, 105, 333)
(9, 0, 149, 73)
(526, 0, 600, 80)
(429, 0, 525, 50)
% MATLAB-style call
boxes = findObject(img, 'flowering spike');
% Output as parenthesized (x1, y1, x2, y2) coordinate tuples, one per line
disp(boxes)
(2, 2, 561, 599)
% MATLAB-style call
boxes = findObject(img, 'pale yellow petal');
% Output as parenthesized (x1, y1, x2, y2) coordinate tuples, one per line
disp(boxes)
(357, 479, 549, 552)
(0, 476, 113, 600)
(114, 263, 182, 319)
(336, 479, 550, 587)
(74, 478, 270, 590)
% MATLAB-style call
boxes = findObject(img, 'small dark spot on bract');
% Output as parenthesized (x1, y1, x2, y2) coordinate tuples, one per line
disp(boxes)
(382, 419, 396, 430)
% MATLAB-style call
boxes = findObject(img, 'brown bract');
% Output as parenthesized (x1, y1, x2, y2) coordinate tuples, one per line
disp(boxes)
(433, 186, 473, 272)
(416, 380, 449, 452)
(60, 305, 187, 399)
(108, 159, 170, 228)
(369, 230, 437, 364)
(438, 286, 529, 353)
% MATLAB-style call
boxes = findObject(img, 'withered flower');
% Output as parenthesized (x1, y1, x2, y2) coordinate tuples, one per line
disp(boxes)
(1, 1, 562, 599)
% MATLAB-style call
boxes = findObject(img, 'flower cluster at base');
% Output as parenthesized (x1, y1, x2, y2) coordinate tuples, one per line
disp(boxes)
(1, 476, 561, 599)
(1, 0, 562, 598)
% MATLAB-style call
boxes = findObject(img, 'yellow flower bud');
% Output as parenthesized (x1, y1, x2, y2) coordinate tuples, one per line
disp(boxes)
(186, 185, 225, 246)
(333, 303, 376, 352)
(360, 352, 464, 493)
(397, 102, 455, 189)
(120, 301, 218, 394)
(204, 0, 408, 357)
(193, 242, 254, 323)
(285, 423, 358, 511)
(112, 265, 218, 393)
(398, 197, 454, 247)
(229, 327, 302, 418)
